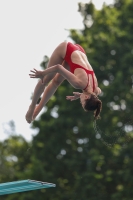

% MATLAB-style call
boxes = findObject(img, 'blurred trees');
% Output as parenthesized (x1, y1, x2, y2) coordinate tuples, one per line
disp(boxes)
(0, 0, 133, 199)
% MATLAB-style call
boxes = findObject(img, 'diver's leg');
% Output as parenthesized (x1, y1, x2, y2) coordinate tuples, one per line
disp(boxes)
(32, 73, 65, 120)
(25, 42, 67, 123)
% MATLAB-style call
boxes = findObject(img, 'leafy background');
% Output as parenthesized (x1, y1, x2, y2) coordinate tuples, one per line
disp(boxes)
(0, 0, 133, 199)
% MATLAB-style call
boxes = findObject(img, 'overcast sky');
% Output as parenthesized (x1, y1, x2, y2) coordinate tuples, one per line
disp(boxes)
(0, 0, 114, 141)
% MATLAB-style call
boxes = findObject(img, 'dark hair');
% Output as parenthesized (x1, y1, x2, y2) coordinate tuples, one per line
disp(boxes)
(83, 94, 102, 120)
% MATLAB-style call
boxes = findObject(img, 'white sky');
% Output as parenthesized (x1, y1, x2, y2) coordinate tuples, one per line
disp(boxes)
(0, 0, 114, 141)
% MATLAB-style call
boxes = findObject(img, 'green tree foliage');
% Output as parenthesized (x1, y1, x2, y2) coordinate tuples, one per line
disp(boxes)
(0, 0, 133, 199)
(0, 135, 32, 200)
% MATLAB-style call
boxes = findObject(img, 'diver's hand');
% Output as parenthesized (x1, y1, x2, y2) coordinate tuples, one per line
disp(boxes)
(29, 68, 44, 83)
(66, 92, 81, 101)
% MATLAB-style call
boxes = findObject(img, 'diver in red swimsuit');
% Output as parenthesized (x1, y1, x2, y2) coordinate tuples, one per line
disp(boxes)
(64, 42, 95, 91)
(25, 41, 102, 123)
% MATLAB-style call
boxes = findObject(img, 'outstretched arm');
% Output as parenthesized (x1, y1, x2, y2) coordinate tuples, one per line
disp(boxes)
(29, 64, 83, 89)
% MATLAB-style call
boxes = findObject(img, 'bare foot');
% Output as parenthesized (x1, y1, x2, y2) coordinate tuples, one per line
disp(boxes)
(25, 105, 35, 123)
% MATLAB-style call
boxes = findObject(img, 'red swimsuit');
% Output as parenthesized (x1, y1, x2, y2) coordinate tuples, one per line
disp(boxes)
(64, 42, 95, 91)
